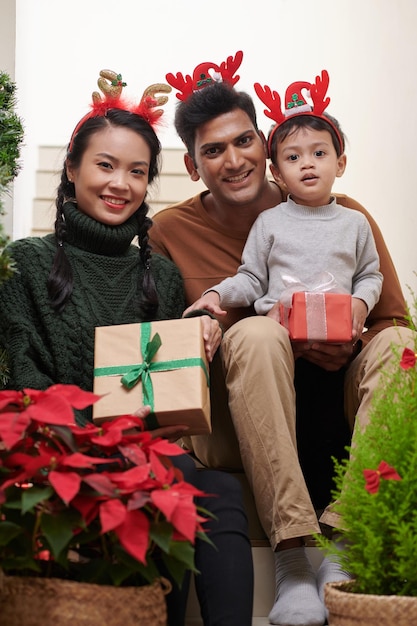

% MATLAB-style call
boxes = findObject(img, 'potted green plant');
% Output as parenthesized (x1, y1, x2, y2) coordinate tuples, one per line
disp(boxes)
(0, 71, 24, 386)
(0, 71, 23, 286)
(317, 292, 417, 625)
(0, 383, 211, 626)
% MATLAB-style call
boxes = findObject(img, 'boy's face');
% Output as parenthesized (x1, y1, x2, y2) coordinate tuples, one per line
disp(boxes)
(184, 108, 268, 210)
(270, 126, 346, 207)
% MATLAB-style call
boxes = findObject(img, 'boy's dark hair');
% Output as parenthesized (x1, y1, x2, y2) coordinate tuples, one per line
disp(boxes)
(269, 113, 346, 166)
(48, 109, 161, 318)
(174, 81, 260, 160)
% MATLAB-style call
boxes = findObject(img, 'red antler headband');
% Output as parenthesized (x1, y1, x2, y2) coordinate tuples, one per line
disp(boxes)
(166, 51, 243, 101)
(68, 70, 172, 152)
(253, 70, 343, 158)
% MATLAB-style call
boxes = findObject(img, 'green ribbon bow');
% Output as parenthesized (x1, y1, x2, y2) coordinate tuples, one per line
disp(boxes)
(94, 322, 209, 429)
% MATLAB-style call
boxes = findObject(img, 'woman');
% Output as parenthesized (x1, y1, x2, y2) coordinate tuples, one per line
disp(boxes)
(0, 71, 253, 626)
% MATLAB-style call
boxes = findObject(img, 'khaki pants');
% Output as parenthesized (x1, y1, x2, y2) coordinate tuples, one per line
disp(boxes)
(184, 317, 415, 549)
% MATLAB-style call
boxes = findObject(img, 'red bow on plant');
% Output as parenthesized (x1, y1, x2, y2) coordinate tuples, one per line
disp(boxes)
(363, 460, 402, 494)
(400, 347, 417, 370)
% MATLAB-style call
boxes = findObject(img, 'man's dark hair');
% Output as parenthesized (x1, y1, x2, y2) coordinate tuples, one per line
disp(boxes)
(174, 82, 259, 160)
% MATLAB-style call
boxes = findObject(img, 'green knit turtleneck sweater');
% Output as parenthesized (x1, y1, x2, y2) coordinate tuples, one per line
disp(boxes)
(0, 203, 185, 422)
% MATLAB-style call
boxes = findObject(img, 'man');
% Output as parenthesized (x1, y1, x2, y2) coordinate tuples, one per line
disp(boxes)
(150, 55, 412, 626)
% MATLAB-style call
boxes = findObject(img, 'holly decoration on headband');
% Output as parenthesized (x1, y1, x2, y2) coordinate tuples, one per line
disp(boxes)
(166, 51, 243, 101)
(110, 74, 127, 89)
(69, 69, 171, 152)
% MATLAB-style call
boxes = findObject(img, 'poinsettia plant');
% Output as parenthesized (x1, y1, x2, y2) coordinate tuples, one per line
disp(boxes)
(317, 291, 417, 596)
(0, 384, 211, 588)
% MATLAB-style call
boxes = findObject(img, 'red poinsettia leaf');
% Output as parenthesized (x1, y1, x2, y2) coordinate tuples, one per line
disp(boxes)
(117, 444, 147, 467)
(25, 392, 75, 425)
(90, 428, 122, 447)
(6, 450, 55, 476)
(400, 347, 416, 370)
(99, 499, 127, 533)
(82, 472, 117, 496)
(0, 470, 31, 492)
(69, 423, 101, 438)
(156, 487, 197, 543)
(127, 490, 150, 511)
(148, 438, 187, 457)
(108, 464, 152, 491)
(61, 452, 111, 469)
(151, 486, 178, 520)
(115, 509, 150, 564)
(46, 384, 101, 410)
(149, 452, 172, 484)
(0, 411, 30, 448)
(0, 390, 22, 410)
(105, 415, 144, 432)
(90, 417, 144, 449)
(72, 494, 99, 525)
(49, 470, 82, 504)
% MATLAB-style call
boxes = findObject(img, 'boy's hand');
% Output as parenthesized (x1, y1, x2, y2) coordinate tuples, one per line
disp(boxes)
(351, 297, 367, 342)
(183, 290, 227, 318)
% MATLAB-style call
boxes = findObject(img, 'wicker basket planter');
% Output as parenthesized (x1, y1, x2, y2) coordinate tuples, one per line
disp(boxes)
(325, 580, 417, 626)
(0, 572, 171, 626)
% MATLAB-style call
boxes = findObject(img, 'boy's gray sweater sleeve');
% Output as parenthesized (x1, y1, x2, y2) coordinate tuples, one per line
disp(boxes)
(203, 215, 271, 307)
(351, 216, 383, 313)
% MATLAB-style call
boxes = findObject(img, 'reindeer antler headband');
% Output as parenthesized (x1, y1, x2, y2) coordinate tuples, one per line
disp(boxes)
(68, 70, 172, 152)
(254, 70, 343, 158)
(166, 51, 243, 101)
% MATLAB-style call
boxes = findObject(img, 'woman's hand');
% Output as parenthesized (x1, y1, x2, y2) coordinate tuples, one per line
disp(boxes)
(134, 405, 189, 442)
(200, 314, 223, 362)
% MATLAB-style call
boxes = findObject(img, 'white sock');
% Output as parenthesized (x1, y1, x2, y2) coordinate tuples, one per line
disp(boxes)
(317, 541, 351, 620)
(268, 546, 326, 626)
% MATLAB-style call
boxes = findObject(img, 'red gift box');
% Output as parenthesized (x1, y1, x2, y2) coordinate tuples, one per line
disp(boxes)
(279, 292, 352, 342)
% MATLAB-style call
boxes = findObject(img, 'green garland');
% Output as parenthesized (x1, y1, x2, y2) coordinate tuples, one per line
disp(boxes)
(0, 71, 25, 381)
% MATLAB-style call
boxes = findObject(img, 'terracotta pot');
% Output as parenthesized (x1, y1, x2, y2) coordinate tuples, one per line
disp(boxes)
(325, 580, 417, 626)
(0, 572, 171, 626)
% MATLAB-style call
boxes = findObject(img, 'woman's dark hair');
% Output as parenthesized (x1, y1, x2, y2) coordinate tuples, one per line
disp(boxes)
(269, 113, 346, 166)
(174, 81, 260, 161)
(47, 108, 161, 318)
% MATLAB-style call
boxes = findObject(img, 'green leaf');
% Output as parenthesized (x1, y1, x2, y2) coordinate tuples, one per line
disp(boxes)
(40, 509, 82, 558)
(160, 549, 192, 588)
(168, 540, 196, 571)
(149, 520, 172, 553)
(21, 485, 54, 514)
(0, 520, 23, 545)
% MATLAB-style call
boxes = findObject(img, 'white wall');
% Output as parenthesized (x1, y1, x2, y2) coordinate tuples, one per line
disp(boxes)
(12, 0, 417, 303)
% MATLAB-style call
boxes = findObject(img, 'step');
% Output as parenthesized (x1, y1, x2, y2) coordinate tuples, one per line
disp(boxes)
(185, 545, 323, 625)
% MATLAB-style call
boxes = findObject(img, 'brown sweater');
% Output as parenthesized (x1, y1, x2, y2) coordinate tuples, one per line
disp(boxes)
(150, 188, 408, 346)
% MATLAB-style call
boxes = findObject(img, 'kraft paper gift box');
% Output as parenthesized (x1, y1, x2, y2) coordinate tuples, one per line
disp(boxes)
(279, 292, 352, 342)
(92, 317, 211, 435)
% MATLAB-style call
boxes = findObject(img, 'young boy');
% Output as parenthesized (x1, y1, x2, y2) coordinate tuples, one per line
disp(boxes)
(186, 70, 383, 346)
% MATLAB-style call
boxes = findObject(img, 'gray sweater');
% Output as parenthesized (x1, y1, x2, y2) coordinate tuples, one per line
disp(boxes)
(210, 197, 383, 315)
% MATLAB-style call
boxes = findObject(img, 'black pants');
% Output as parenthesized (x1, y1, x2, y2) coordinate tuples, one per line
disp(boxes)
(166, 454, 254, 626)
